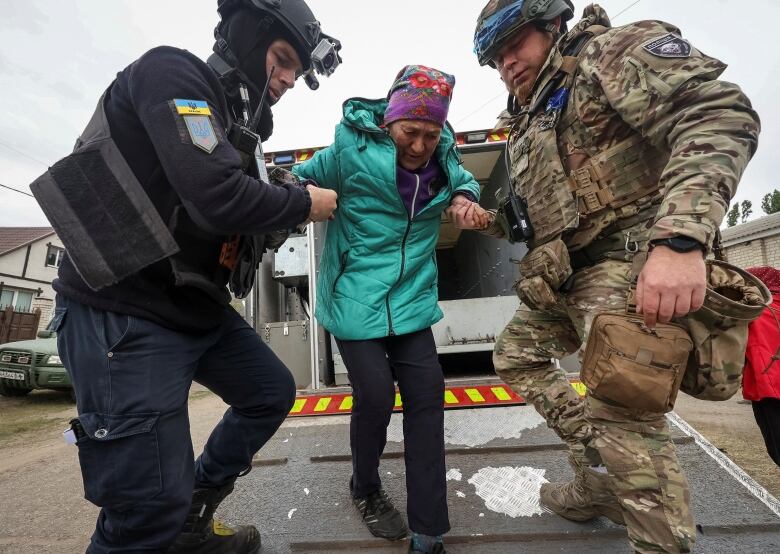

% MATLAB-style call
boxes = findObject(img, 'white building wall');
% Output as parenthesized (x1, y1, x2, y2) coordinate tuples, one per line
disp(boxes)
(0, 236, 59, 322)
(0, 247, 28, 275)
(724, 236, 780, 269)
(26, 237, 63, 284)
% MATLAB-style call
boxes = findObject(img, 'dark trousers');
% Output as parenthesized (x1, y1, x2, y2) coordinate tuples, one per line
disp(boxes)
(336, 327, 450, 536)
(54, 295, 295, 554)
(753, 398, 780, 467)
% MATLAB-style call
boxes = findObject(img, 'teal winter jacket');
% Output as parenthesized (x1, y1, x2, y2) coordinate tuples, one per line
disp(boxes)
(293, 97, 480, 340)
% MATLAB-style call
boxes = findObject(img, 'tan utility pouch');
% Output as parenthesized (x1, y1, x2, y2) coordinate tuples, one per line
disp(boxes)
(515, 239, 573, 310)
(681, 260, 770, 400)
(582, 311, 693, 413)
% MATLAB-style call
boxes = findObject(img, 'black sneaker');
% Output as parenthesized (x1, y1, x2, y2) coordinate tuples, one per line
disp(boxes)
(351, 487, 408, 540)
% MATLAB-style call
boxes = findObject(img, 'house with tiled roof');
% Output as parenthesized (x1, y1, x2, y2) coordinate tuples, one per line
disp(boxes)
(721, 212, 780, 269)
(0, 227, 63, 327)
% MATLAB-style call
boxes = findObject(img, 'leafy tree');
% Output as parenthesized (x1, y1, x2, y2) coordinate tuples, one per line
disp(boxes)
(740, 200, 753, 223)
(726, 204, 740, 227)
(761, 190, 780, 215)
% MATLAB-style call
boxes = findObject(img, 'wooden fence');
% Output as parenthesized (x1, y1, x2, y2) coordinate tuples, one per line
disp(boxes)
(0, 306, 41, 344)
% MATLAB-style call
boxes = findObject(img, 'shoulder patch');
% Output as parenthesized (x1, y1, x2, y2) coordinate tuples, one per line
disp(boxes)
(173, 98, 212, 116)
(184, 115, 218, 154)
(642, 33, 691, 58)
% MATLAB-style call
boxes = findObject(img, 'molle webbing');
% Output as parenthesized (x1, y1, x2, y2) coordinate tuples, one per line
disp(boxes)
(509, 25, 614, 246)
(517, 133, 579, 245)
(569, 135, 669, 216)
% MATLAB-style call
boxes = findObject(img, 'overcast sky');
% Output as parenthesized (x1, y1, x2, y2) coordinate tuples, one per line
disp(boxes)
(1, 0, 778, 227)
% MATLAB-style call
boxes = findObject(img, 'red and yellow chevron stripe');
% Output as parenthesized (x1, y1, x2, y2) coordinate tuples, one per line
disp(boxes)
(288, 381, 587, 417)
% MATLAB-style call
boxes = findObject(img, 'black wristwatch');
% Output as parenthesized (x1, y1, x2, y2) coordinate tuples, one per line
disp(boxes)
(649, 236, 705, 254)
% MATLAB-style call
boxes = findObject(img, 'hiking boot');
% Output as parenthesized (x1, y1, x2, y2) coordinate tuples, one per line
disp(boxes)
(541, 460, 624, 525)
(168, 481, 261, 554)
(351, 485, 408, 540)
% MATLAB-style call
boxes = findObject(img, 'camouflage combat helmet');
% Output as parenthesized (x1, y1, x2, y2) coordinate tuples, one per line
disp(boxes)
(474, 0, 575, 66)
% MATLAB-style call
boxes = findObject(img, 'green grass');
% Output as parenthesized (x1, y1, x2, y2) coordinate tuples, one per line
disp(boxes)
(0, 390, 76, 446)
(0, 388, 214, 447)
(0, 416, 63, 442)
(189, 389, 214, 401)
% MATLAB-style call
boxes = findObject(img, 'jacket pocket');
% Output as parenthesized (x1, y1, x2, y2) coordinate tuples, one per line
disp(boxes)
(98, 309, 135, 352)
(332, 250, 349, 294)
(49, 306, 67, 332)
(76, 412, 161, 509)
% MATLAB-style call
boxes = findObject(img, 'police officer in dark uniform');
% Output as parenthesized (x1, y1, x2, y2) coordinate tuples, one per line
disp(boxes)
(30, 1, 340, 552)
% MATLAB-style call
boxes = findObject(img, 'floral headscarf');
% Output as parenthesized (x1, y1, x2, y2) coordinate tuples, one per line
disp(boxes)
(384, 65, 456, 127)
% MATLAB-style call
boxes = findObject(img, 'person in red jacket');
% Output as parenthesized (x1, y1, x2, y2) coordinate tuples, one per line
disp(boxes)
(743, 266, 780, 466)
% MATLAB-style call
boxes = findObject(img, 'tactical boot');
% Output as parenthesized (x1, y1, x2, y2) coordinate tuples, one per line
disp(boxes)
(541, 458, 624, 525)
(168, 481, 261, 554)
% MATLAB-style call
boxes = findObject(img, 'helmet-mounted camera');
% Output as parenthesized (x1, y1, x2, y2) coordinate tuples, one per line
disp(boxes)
(302, 34, 341, 90)
(311, 37, 340, 77)
(217, 0, 342, 90)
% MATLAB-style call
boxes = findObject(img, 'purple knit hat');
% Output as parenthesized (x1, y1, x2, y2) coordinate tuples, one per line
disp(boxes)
(384, 65, 456, 127)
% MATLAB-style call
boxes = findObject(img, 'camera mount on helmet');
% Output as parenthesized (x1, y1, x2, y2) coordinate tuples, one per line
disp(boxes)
(216, 0, 342, 90)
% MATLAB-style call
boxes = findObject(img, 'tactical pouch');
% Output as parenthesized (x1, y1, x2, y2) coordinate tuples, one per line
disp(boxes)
(680, 260, 770, 401)
(582, 312, 693, 413)
(515, 239, 573, 310)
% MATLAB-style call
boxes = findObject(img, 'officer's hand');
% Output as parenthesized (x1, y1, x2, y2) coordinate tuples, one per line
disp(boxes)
(636, 246, 706, 327)
(306, 185, 337, 223)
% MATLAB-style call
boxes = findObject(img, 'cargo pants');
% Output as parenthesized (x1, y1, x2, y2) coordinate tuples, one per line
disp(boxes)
(54, 295, 296, 553)
(493, 260, 695, 553)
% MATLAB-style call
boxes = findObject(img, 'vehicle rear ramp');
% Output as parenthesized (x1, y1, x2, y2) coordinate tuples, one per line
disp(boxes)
(220, 400, 780, 553)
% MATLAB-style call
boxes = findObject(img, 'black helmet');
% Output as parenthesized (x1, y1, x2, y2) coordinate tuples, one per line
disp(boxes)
(474, 0, 574, 67)
(216, 0, 341, 89)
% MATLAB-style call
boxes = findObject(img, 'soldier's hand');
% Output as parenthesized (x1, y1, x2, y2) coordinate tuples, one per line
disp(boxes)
(306, 185, 337, 223)
(636, 246, 706, 327)
(472, 203, 490, 230)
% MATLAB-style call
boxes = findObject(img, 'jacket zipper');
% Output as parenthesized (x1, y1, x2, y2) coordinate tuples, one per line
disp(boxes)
(346, 113, 455, 336)
(386, 174, 419, 336)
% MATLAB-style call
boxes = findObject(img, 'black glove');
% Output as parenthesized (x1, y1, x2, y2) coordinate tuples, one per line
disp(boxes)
(228, 235, 264, 299)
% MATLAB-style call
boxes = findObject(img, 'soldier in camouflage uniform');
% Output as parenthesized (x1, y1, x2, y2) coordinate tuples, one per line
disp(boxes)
(472, 1, 760, 553)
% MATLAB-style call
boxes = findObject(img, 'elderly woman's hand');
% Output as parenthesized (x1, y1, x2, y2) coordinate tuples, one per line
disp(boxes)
(447, 197, 490, 230)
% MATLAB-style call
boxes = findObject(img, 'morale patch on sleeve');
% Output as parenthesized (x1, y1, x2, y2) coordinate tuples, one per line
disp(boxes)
(174, 98, 212, 116)
(184, 115, 218, 153)
(642, 34, 691, 58)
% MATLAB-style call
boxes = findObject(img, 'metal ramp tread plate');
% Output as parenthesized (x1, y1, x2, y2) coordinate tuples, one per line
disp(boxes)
(217, 406, 780, 553)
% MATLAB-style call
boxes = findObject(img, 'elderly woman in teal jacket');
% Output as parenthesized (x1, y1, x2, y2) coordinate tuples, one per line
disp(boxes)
(294, 65, 485, 554)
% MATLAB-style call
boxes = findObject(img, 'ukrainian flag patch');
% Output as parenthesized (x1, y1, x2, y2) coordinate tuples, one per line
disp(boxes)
(174, 98, 212, 116)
